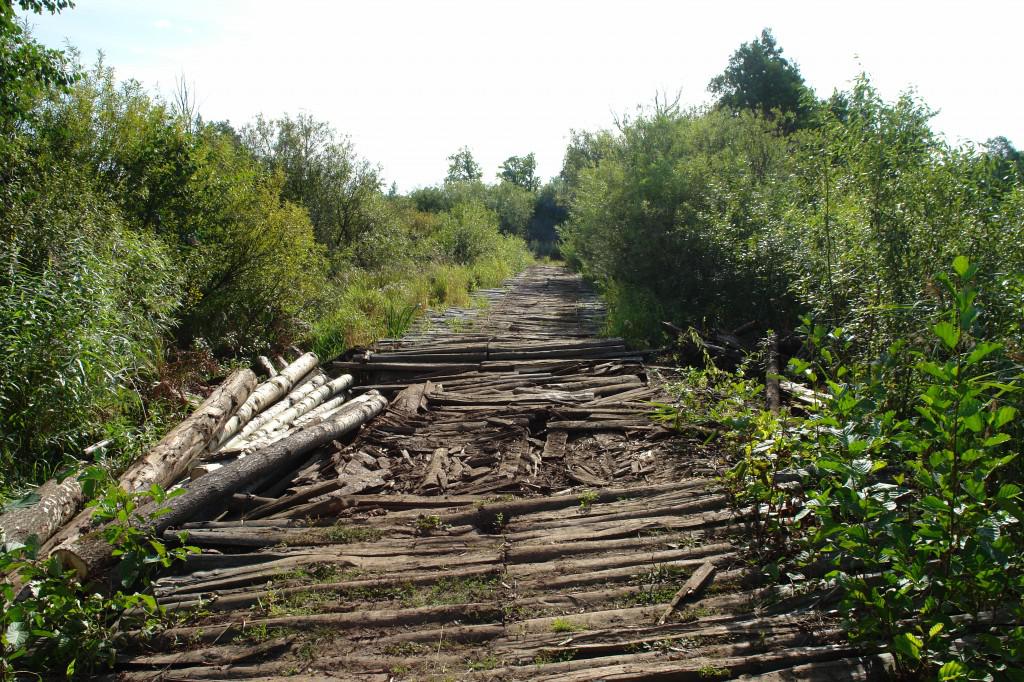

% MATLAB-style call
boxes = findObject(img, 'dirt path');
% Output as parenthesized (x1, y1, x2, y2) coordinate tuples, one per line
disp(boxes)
(118, 266, 887, 680)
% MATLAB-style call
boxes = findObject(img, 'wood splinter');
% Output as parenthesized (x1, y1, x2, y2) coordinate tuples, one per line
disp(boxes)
(657, 560, 716, 625)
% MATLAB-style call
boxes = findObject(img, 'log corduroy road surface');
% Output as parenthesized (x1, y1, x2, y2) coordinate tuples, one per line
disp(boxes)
(113, 265, 892, 681)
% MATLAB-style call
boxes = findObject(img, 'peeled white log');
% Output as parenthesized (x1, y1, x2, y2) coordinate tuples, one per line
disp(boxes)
(53, 393, 389, 580)
(120, 369, 258, 492)
(213, 352, 318, 448)
(292, 394, 347, 429)
(256, 356, 278, 377)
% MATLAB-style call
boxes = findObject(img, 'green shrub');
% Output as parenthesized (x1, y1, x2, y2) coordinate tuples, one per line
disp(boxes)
(0, 476, 196, 678)
(713, 258, 1024, 678)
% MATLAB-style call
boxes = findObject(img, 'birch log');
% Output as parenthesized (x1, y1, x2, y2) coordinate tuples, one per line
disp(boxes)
(52, 393, 388, 580)
(213, 352, 319, 449)
(213, 371, 328, 455)
(256, 356, 278, 378)
(229, 374, 353, 449)
(231, 391, 372, 455)
(119, 368, 258, 493)
(38, 368, 257, 568)
(0, 477, 84, 545)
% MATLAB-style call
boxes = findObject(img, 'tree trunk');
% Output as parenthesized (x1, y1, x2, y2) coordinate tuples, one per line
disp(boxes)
(0, 476, 84, 545)
(210, 373, 327, 457)
(119, 368, 257, 493)
(256, 356, 278, 378)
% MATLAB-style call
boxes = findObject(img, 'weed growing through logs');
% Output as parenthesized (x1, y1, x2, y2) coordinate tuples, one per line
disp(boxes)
(577, 489, 599, 512)
(466, 654, 500, 671)
(698, 664, 730, 679)
(415, 514, 444, 535)
(549, 617, 585, 633)
(664, 258, 1024, 678)
(322, 523, 383, 544)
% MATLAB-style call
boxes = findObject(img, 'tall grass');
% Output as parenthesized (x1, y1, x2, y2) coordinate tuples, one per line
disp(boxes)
(310, 242, 531, 360)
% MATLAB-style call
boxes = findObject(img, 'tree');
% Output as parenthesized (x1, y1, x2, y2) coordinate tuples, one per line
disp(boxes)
(445, 146, 482, 183)
(708, 28, 812, 130)
(1, 0, 78, 133)
(498, 152, 539, 191)
(983, 136, 1024, 186)
(242, 113, 381, 253)
(488, 180, 535, 236)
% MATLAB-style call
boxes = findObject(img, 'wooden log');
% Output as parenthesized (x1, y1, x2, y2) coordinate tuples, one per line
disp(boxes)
(213, 352, 319, 449)
(419, 448, 449, 491)
(291, 394, 347, 428)
(244, 479, 343, 519)
(438, 482, 696, 527)
(546, 419, 655, 432)
(0, 476, 84, 545)
(256, 355, 278, 378)
(331, 361, 480, 374)
(165, 565, 499, 614)
(137, 602, 503, 646)
(51, 393, 388, 580)
(246, 392, 380, 454)
(120, 635, 294, 667)
(526, 644, 861, 682)
(265, 472, 390, 519)
(224, 370, 328, 443)
(119, 368, 258, 493)
(158, 393, 387, 529)
(657, 560, 716, 624)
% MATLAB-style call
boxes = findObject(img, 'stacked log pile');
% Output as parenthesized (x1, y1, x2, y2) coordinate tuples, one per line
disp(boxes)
(0, 351, 388, 582)
(93, 265, 878, 681)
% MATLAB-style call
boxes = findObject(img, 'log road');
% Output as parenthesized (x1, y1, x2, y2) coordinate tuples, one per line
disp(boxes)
(114, 266, 892, 681)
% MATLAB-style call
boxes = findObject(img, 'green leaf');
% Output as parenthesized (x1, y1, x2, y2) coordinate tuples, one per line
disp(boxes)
(938, 660, 966, 681)
(891, 632, 922, 661)
(965, 341, 1000, 365)
(994, 406, 1016, 429)
(5, 620, 29, 649)
(928, 622, 944, 638)
(983, 433, 1011, 447)
(933, 321, 959, 350)
(952, 255, 970, 277)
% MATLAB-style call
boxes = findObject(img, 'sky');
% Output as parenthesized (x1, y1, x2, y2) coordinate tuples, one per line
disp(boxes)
(25, 0, 1024, 192)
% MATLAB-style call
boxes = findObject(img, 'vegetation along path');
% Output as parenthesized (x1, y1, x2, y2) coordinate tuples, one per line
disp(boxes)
(113, 265, 891, 681)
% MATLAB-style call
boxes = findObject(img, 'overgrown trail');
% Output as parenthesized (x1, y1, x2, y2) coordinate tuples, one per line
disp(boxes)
(118, 266, 887, 680)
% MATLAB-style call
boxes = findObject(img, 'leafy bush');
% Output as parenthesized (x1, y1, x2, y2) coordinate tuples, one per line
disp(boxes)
(561, 77, 1024, 358)
(697, 258, 1024, 678)
(797, 259, 1023, 677)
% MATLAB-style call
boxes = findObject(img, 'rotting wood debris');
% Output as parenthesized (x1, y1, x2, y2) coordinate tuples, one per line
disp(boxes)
(10, 265, 893, 680)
